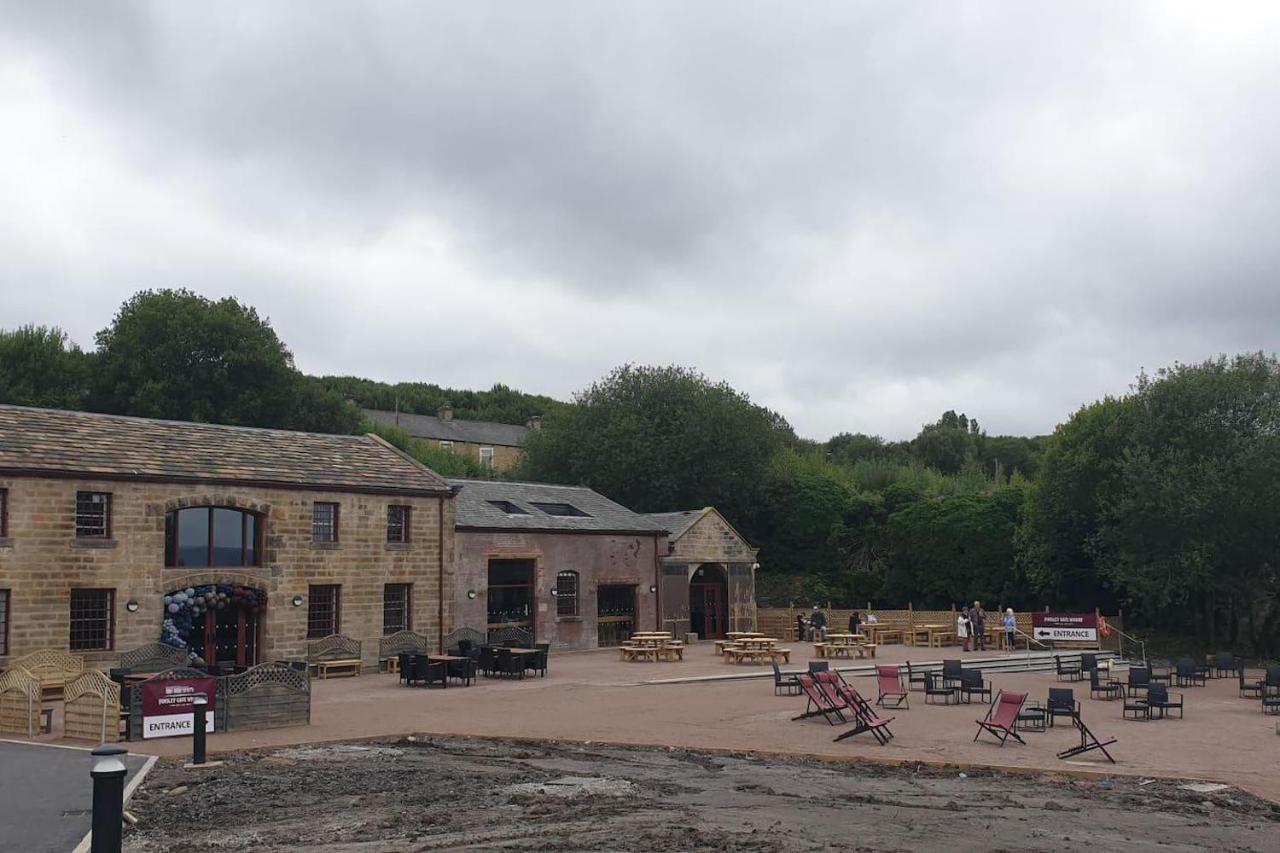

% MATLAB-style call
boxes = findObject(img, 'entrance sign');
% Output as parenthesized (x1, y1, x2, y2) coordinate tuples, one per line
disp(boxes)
(141, 677, 217, 739)
(1032, 613, 1098, 642)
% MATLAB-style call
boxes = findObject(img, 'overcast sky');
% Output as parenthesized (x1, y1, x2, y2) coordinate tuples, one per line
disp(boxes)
(2, 2, 1277, 440)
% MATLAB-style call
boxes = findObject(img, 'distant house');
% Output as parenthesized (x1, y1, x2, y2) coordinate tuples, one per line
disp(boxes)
(363, 405, 538, 472)
(448, 479, 669, 651)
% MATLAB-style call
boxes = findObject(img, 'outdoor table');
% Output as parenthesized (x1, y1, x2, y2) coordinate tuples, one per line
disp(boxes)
(909, 624, 948, 646)
(1016, 702, 1047, 732)
(735, 637, 777, 649)
(725, 632, 764, 640)
(825, 633, 867, 645)
(631, 636, 670, 648)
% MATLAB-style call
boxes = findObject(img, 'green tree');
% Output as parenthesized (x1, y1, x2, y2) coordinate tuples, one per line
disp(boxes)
(92, 289, 360, 433)
(519, 364, 789, 517)
(0, 325, 91, 409)
(911, 410, 984, 474)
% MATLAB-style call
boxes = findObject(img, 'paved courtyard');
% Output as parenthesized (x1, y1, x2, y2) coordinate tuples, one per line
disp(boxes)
(112, 642, 1280, 804)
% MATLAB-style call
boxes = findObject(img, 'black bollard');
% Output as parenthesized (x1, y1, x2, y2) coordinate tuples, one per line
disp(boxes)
(192, 696, 208, 766)
(90, 744, 128, 853)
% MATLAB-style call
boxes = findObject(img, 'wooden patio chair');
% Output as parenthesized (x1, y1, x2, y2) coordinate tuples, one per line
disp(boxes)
(974, 691, 1027, 747)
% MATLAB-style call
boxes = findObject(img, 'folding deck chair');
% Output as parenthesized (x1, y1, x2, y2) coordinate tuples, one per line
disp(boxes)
(1056, 712, 1117, 763)
(974, 690, 1027, 747)
(876, 665, 910, 709)
(830, 678, 895, 745)
(793, 674, 848, 725)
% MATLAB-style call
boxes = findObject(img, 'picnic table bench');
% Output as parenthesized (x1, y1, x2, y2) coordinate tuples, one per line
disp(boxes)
(814, 642, 877, 659)
(313, 658, 363, 678)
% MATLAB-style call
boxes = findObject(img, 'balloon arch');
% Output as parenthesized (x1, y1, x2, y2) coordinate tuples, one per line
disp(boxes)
(160, 583, 268, 654)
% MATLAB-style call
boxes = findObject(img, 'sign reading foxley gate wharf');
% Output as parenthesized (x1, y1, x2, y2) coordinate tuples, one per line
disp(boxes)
(141, 677, 217, 739)
(1031, 613, 1098, 643)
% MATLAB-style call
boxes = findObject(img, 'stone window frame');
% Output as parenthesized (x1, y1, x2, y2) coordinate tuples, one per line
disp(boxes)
(383, 583, 412, 635)
(312, 502, 340, 545)
(554, 571, 579, 618)
(386, 504, 412, 545)
(69, 587, 115, 651)
(307, 584, 341, 638)
(75, 491, 112, 539)
(164, 505, 263, 568)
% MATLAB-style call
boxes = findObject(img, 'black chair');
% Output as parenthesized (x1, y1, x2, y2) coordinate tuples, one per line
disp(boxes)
(1145, 684, 1183, 719)
(1055, 655, 1082, 682)
(808, 661, 829, 674)
(1123, 694, 1150, 721)
(1089, 668, 1123, 700)
(959, 669, 992, 705)
(1212, 653, 1235, 678)
(924, 672, 958, 705)
(1056, 713, 1117, 764)
(1047, 687, 1079, 727)
(458, 638, 474, 656)
(905, 661, 929, 692)
(447, 656, 476, 686)
(478, 646, 497, 677)
(941, 659, 964, 689)
(1263, 686, 1280, 715)
(1237, 665, 1264, 699)
(1127, 667, 1151, 696)
(496, 649, 524, 679)
(772, 661, 803, 696)
(1149, 661, 1173, 685)
(397, 653, 415, 686)
(1175, 657, 1206, 688)
(1080, 653, 1098, 674)
(412, 656, 447, 688)
(524, 643, 550, 678)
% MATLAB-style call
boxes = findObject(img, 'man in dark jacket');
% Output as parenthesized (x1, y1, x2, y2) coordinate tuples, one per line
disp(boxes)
(810, 606, 828, 640)
(970, 601, 987, 651)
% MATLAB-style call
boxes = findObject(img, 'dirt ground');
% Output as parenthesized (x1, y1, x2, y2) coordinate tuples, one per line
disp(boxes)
(123, 736, 1279, 852)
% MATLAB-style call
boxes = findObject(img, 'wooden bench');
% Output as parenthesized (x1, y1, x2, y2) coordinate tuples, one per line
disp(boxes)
(713, 640, 731, 656)
(724, 648, 770, 664)
(620, 646, 657, 662)
(871, 628, 903, 644)
(812, 643, 829, 658)
(313, 659, 362, 679)
(930, 631, 956, 648)
(769, 648, 792, 663)
(657, 646, 684, 662)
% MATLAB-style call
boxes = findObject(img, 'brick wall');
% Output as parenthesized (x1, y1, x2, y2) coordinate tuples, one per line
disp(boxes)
(453, 529, 664, 650)
(0, 476, 455, 670)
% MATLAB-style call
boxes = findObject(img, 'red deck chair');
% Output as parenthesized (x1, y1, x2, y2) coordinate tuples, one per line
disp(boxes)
(831, 679, 895, 745)
(815, 671, 849, 710)
(876, 665, 910, 709)
(792, 674, 849, 725)
(974, 690, 1027, 747)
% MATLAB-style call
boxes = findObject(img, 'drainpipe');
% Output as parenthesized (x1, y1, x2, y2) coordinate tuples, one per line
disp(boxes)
(437, 495, 446, 652)
(653, 533, 662, 632)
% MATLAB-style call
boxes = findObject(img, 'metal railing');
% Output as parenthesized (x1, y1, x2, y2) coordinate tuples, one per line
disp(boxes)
(1111, 626, 1147, 665)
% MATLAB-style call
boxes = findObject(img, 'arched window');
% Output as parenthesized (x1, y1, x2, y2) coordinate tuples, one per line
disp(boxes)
(164, 507, 261, 568)
(555, 570, 579, 617)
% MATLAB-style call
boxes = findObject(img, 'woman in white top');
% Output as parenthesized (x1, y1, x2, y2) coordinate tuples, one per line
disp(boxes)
(956, 610, 971, 652)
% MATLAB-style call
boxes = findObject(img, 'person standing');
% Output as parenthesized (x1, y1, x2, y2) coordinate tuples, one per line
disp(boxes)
(957, 608, 971, 652)
(971, 601, 987, 651)
(1002, 608, 1017, 650)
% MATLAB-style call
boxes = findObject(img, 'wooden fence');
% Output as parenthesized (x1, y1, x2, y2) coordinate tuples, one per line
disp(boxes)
(221, 661, 310, 732)
(64, 670, 122, 743)
(758, 605, 1123, 649)
(8, 648, 84, 699)
(0, 667, 41, 737)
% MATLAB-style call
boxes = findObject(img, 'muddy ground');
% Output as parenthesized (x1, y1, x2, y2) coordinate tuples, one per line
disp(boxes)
(122, 736, 1280, 852)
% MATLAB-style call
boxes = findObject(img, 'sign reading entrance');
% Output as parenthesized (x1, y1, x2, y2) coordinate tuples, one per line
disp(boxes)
(1031, 613, 1098, 643)
(141, 677, 217, 739)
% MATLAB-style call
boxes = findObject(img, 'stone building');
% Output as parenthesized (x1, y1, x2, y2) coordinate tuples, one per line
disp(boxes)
(449, 479, 668, 650)
(0, 405, 456, 671)
(643, 508, 760, 639)
(363, 405, 534, 472)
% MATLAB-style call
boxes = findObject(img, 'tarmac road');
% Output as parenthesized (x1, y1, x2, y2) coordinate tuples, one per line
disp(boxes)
(0, 741, 151, 853)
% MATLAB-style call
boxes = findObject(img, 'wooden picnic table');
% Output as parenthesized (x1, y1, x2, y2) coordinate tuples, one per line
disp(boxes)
(825, 633, 867, 645)
(725, 631, 764, 640)
(909, 624, 951, 646)
(734, 637, 778, 649)
(865, 625, 903, 644)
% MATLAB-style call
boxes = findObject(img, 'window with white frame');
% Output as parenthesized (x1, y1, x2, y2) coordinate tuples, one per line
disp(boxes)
(479, 446, 494, 468)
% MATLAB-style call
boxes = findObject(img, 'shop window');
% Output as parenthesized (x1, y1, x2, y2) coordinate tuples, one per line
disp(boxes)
(383, 583, 412, 634)
(308, 585, 340, 638)
(75, 491, 112, 538)
(70, 588, 114, 651)
(164, 507, 261, 567)
(312, 502, 339, 543)
(387, 505, 411, 543)
(555, 571, 579, 617)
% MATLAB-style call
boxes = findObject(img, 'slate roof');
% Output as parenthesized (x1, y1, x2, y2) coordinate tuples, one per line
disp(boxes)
(448, 479, 669, 534)
(639, 509, 708, 541)
(0, 405, 452, 496)
(363, 409, 530, 447)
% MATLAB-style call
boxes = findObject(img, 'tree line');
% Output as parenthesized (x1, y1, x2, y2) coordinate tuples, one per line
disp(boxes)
(3, 290, 1276, 653)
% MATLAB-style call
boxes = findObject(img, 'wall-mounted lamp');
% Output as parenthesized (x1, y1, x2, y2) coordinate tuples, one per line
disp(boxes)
(648, 585, 657, 594)
(466, 589, 478, 600)
(125, 599, 140, 613)
(292, 595, 304, 607)
(751, 563, 760, 571)
(549, 589, 558, 597)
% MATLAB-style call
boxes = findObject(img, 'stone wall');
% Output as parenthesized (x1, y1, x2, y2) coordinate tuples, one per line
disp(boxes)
(435, 440, 523, 472)
(668, 510, 758, 564)
(453, 529, 664, 651)
(0, 475, 455, 671)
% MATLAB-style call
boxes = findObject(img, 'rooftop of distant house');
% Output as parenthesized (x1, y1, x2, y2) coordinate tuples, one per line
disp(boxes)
(362, 405, 536, 448)
(0, 404, 451, 496)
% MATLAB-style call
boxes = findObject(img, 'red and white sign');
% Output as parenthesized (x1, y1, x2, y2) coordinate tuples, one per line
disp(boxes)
(1032, 613, 1098, 643)
(141, 677, 217, 739)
